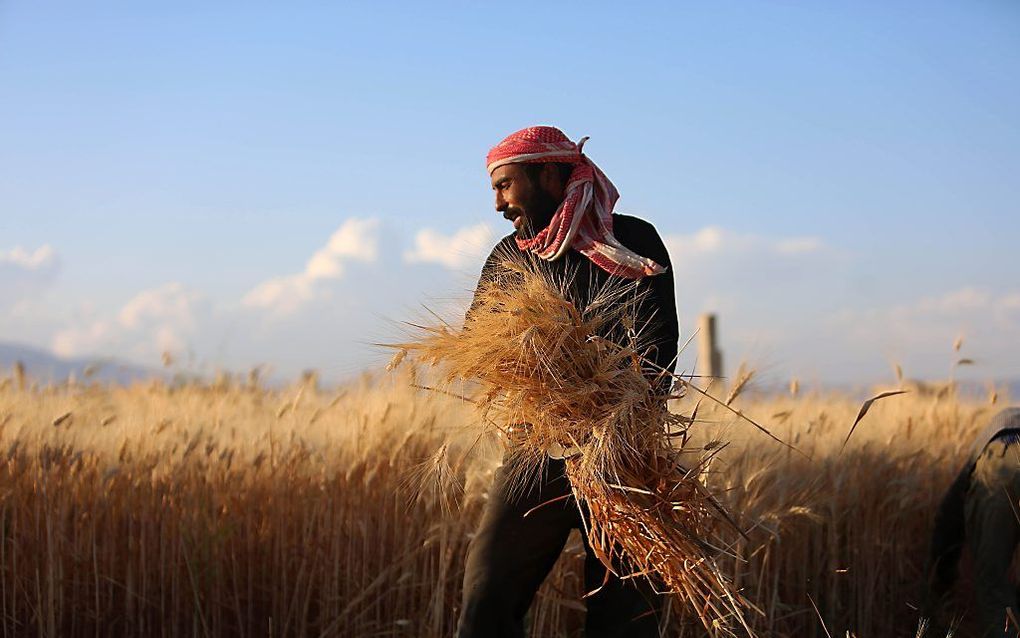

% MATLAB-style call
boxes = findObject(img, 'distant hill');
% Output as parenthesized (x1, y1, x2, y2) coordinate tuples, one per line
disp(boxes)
(0, 341, 164, 385)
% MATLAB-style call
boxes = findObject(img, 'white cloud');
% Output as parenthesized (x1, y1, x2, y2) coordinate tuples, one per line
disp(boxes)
(832, 287, 1020, 348)
(118, 282, 201, 331)
(997, 292, 1020, 321)
(0, 245, 58, 271)
(665, 226, 728, 255)
(664, 226, 823, 264)
(242, 218, 380, 314)
(661, 226, 833, 316)
(913, 287, 992, 314)
(775, 237, 824, 255)
(651, 224, 1020, 382)
(21, 220, 1012, 385)
(52, 283, 205, 361)
(0, 244, 60, 303)
(306, 218, 380, 277)
(652, 226, 851, 382)
(326, 219, 380, 260)
(39, 218, 407, 374)
(404, 223, 494, 270)
(808, 285, 1020, 384)
(242, 274, 316, 316)
(51, 321, 111, 360)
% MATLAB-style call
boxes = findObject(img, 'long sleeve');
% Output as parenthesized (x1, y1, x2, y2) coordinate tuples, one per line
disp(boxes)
(609, 216, 680, 384)
(467, 220, 679, 388)
(640, 227, 679, 378)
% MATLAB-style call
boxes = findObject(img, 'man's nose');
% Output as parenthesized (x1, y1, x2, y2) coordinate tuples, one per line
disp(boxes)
(495, 192, 507, 212)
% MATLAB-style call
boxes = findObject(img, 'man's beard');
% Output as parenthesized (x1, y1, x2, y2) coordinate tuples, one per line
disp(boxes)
(514, 190, 560, 239)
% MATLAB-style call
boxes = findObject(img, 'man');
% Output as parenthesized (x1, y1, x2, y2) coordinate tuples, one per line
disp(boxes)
(455, 126, 679, 638)
(926, 407, 1020, 637)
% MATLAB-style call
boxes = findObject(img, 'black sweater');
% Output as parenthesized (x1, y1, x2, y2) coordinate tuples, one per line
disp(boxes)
(470, 214, 679, 383)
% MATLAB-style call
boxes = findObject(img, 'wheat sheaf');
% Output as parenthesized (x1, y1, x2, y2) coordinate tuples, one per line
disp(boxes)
(390, 248, 760, 635)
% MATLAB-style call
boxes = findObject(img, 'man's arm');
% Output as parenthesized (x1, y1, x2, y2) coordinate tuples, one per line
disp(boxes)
(613, 216, 679, 384)
(642, 228, 679, 379)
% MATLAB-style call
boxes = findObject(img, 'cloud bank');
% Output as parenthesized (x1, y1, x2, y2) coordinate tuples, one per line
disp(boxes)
(404, 223, 494, 270)
(52, 283, 207, 361)
(242, 218, 380, 315)
(7, 221, 1016, 385)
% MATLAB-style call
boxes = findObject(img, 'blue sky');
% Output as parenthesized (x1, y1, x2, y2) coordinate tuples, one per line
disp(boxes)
(2, 2, 1018, 387)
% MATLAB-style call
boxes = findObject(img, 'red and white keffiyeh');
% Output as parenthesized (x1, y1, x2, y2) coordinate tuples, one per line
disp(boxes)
(486, 126, 666, 280)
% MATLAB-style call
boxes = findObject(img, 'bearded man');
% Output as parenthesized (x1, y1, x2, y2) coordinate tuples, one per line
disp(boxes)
(455, 126, 679, 638)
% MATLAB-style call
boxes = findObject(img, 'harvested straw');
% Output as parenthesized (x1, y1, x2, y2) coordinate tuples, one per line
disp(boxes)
(393, 249, 756, 635)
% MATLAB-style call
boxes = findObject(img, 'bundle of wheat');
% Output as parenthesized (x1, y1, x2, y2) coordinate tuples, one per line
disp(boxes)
(392, 251, 755, 635)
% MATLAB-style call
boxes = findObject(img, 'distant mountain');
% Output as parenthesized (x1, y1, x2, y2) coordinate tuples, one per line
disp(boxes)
(0, 341, 164, 385)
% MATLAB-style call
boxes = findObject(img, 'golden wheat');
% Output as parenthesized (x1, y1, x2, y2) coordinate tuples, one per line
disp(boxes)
(0, 360, 999, 636)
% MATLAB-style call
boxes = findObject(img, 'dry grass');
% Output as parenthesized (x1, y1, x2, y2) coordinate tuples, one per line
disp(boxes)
(0, 371, 481, 637)
(0, 361, 1001, 636)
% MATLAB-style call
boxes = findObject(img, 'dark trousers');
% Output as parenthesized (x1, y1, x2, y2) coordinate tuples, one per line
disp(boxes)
(455, 458, 663, 638)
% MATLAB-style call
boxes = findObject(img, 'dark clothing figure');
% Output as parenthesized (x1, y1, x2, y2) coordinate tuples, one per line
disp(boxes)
(927, 408, 1020, 637)
(458, 459, 664, 638)
(469, 214, 679, 377)
(456, 214, 679, 638)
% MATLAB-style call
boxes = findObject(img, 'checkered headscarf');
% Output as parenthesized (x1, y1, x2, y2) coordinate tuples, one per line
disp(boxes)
(487, 126, 666, 280)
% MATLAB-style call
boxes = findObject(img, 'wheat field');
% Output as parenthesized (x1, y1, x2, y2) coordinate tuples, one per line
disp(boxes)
(0, 365, 1002, 637)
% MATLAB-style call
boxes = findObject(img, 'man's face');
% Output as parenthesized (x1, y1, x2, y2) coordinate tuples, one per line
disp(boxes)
(490, 164, 560, 238)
